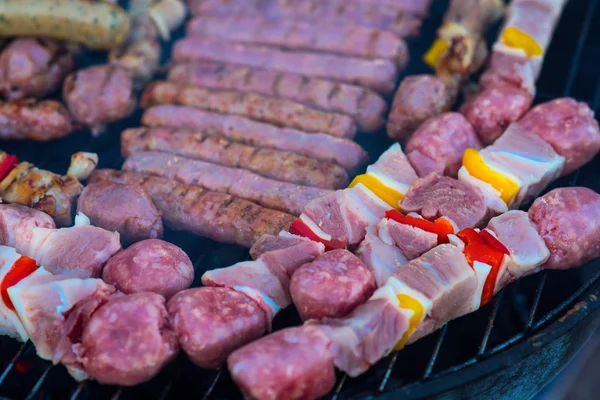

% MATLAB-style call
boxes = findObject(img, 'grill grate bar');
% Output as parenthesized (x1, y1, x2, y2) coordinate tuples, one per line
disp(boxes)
(593, 77, 600, 111)
(329, 373, 348, 400)
(378, 352, 400, 392)
(422, 324, 448, 379)
(25, 364, 53, 400)
(0, 341, 30, 387)
(158, 380, 173, 400)
(562, 0, 598, 97)
(478, 290, 505, 356)
(201, 368, 222, 400)
(111, 387, 123, 400)
(527, 273, 548, 330)
(70, 382, 86, 400)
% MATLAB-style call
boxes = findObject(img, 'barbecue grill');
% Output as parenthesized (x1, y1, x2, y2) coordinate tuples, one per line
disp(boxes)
(1, 0, 600, 399)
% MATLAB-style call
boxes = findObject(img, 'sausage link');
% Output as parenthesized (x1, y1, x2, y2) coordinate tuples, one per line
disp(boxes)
(0, 99, 73, 141)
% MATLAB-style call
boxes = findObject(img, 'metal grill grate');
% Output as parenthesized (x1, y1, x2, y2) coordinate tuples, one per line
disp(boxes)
(1, 0, 600, 399)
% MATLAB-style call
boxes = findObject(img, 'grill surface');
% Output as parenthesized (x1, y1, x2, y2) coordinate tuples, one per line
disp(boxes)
(1, 0, 600, 399)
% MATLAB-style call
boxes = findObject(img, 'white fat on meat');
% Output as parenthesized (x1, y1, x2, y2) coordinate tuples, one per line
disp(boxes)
(316, 284, 411, 377)
(366, 143, 418, 192)
(385, 276, 433, 323)
(338, 185, 389, 245)
(457, 167, 509, 215)
(393, 245, 478, 342)
(356, 226, 408, 287)
(0, 246, 34, 341)
(471, 261, 491, 311)
(482, 124, 564, 207)
(74, 212, 91, 226)
(487, 210, 550, 280)
(8, 272, 113, 360)
(378, 219, 439, 261)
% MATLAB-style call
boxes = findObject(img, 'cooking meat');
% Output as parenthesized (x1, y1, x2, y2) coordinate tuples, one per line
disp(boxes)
(249, 231, 308, 260)
(0, 38, 75, 100)
(17, 222, 122, 279)
(167, 61, 387, 133)
(102, 239, 193, 299)
(188, 0, 422, 37)
(228, 325, 336, 400)
(406, 112, 482, 177)
(73, 292, 179, 386)
(172, 37, 399, 95)
(356, 225, 408, 287)
(141, 81, 357, 138)
(88, 169, 296, 248)
(141, 105, 368, 172)
(349, 0, 431, 16)
(460, 86, 533, 144)
(0, 99, 73, 141)
(517, 98, 600, 175)
(290, 249, 376, 321)
(377, 218, 439, 260)
(168, 287, 267, 369)
(66, 152, 98, 181)
(387, 75, 454, 140)
(187, 16, 409, 63)
(123, 151, 336, 215)
(63, 65, 135, 135)
(122, 127, 353, 186)
(109, 33, 161, 88)
(202, 238, 325, 322)
(77, 181, 163, 244)
(400, 174, 495, 230)
(0, 204, 55, 248)
(529, 187, 600, 270)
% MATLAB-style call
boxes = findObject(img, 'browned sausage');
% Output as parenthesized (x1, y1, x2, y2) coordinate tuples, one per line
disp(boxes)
(0, 99, 73, 141)
(141, 81, 357, 138)
(88, 169, 297, 248)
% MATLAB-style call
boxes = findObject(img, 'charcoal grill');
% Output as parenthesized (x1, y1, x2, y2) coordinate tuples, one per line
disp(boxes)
(1, 0, 600, 399)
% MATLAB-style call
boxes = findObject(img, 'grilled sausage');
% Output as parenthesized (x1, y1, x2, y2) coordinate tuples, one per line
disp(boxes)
(168, 61, 387, 133)
(122, 151, 336, 215)
(121, 127, 351, 185)
(141, 105, 368, 172)
(88, 169, 297, 248)
(102, 239, 194, 299)
(188, 0, 422, 37)
(168, 287, 267, 369)
(0, 99, 73, 141)
(0, 0, 130, 50)
(387, 75, 454, 140)
(77, 181, 163, 244)
(172, 37, 400, 95)
(0, 38, 75, 100)
(78, 293, 179, 386)
(187, 16, 409, 63)
(141, 81, 357, 138)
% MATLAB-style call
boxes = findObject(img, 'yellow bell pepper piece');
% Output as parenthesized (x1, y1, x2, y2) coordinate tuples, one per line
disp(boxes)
(502, 26, 543, 57)
(462, 148, 520, 204)
(423, 39, 450, 68)
(349, 174, 404, 209)
(393, 294, 425, 351)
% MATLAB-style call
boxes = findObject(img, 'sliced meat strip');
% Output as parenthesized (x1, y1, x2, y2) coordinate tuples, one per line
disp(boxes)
(187, 16, 408, 63)
(141, 81, 357, 138)
(123, 151, 335, 215)
(172, 37, 400, 95)
(88, 169, 296, 248)
(0, 99, 73, 141)
(121, 127, 350, 185)
(348, 0, 431, 16)
(378, 218, 438, 260)
(168, 61, 387, 133)
(142, 105, 368, 172)
(188, 0, 422, 37)
(249, 231, 308, 260)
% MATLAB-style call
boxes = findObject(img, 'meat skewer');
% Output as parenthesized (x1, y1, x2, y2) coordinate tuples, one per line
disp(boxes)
(88, 169, 296, 248)
(140, 81, 358, 138)
(461, 0, 568, 143)
(121, 127, 353, 184)
(187, 0, 422, 37)
(172, 37, 401, 95)
(387, 0, 504, 140)
(186, 16, 409, 63)
(227, 186, 600, 400)
(0, 151, 98, 226)
(167, 61, 388, 133)
(141, 105, 369, 172)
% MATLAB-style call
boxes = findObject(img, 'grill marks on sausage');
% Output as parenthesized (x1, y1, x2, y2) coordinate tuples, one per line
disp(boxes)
(141, 80, 357, 138)
(0, 99, 73, 141)
(167, 61, 387, 132)
(88, 169, 296, 248)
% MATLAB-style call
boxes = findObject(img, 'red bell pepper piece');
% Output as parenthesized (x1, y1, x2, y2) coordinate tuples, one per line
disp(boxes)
(1, 256, 37, 311)
(457, 228, 509, 306)
(0, 154, 18, 183)
(385, 210, 454, 244)
(289, 219, 346, 251)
